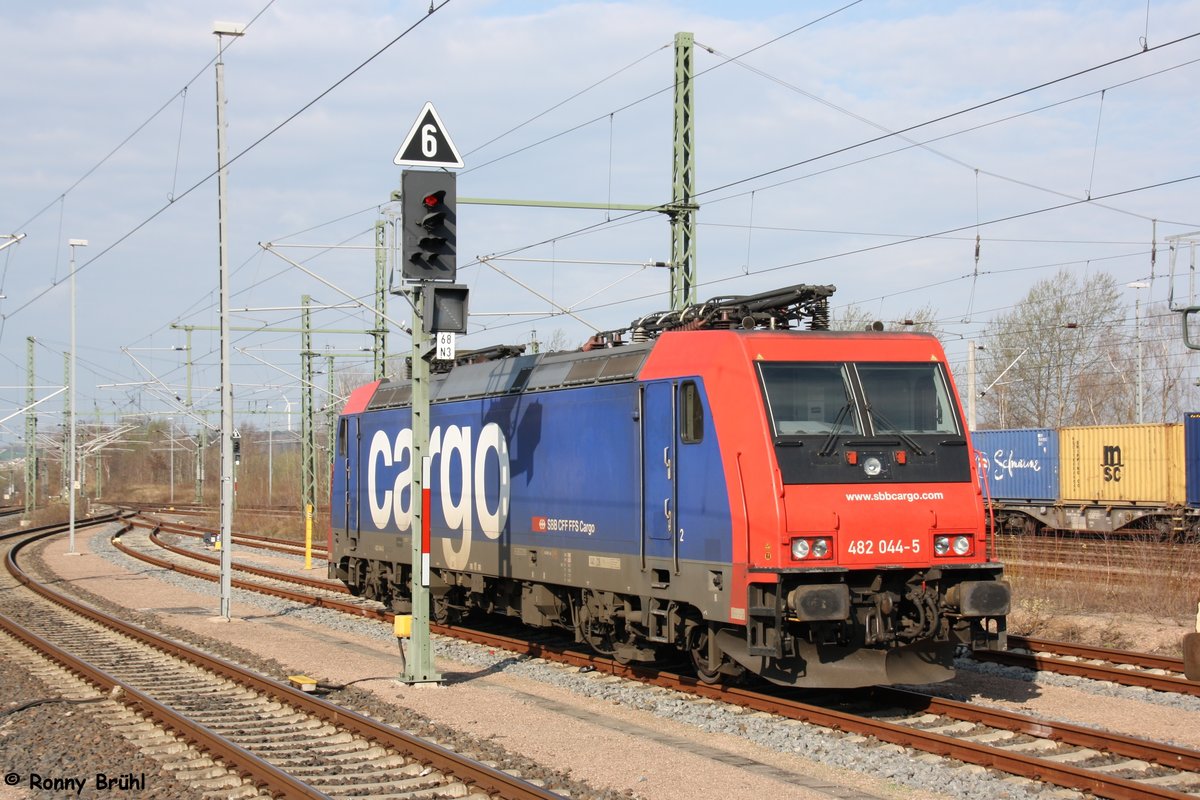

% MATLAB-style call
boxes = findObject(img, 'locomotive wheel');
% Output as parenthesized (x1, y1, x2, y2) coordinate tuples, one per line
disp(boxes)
(686, 619, 722, 684)
(432, 592, 461, 625)
(577, 602, 618, 657)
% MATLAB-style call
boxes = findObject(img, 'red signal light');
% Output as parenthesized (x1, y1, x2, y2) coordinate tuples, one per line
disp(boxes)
(423, 191, 444, 209)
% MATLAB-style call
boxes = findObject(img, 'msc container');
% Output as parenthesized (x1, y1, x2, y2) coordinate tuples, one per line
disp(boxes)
(1059, 423, 1185, 505)
(972, 428, 1059, 502)
(1186, 412, 1200, 508)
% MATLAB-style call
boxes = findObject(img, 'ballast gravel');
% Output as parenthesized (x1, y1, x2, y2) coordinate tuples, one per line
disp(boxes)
(18, 524, 1198, 800)
(0, 640, 213, 800)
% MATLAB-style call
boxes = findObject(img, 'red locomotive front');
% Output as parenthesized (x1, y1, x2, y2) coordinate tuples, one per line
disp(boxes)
(643, 326, 1009, 688)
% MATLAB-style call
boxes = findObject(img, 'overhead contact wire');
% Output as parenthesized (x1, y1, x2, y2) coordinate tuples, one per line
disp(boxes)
(6, 0, 278, 234)
(0, 1, 451, 329)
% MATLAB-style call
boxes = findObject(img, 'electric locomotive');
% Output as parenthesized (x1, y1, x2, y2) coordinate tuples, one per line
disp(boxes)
(329, 284, 1009, 688)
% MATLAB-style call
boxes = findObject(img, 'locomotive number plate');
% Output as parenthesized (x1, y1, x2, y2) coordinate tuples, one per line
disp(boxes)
(845, 538, 921, 556)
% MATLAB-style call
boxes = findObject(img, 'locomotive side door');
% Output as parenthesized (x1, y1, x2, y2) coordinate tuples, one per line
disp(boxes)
(341, 415, 360, 545)
(641, 381, 677, 572)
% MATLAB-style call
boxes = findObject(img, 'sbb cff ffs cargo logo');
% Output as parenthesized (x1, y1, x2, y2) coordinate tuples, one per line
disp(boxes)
(1102, 444, 1124, 482)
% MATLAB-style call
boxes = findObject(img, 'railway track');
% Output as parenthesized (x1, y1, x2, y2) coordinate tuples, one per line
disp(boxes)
(102, 510, 1200, 799)
(127, 510, 329, 562)
(115, 501, 299, 519)
(134, 512, 1200, 699)
(971, 635, 1198, 697)
(118, 518, 382, 620)
(0, 518, 563, 800)
(433, 621, 1200, 799)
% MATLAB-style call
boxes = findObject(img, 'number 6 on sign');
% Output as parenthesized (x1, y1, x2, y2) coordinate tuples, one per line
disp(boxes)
(421, 124, 438, 158)
(394, 102, 465, 168)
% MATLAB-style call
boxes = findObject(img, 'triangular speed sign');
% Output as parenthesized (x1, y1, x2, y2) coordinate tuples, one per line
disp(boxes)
(394, 102, 464, 168)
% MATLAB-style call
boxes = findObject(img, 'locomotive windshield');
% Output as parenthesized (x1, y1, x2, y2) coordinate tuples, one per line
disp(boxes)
(759, 363, 864, 435)
(759, 361, 961, 438)
(857, 363, 959, 435)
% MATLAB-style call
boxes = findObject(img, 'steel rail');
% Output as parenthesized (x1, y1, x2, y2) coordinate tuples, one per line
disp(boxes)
(973, 647, 1200, 696)
(872, 686, 1200, 771)
(112, 525, 386, 620)
(147, 525, 342, 593)
(1007, 634, 1185, 673)
(10, 521, 562, 800)
(132, 514, 330, 558)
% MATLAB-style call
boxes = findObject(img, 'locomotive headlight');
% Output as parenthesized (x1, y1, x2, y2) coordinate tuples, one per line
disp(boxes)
(934, 535, 951, 556)
(952, 535, 972, 555)
(862, 456, 883, 477)
(790, 537, 832, 560)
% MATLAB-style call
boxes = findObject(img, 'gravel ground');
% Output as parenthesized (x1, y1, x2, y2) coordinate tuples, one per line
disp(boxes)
(10, 523, 1200, 800)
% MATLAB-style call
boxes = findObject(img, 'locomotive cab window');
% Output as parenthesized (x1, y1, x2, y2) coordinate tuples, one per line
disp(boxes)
(680, 381, 704, 443)
(337, 418, 348, 458)
(856, 363, 959, 435)
(759, 362, 862, 437)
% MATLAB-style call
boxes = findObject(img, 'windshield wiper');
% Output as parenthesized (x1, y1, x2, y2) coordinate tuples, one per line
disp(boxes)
(818, 402, 854, 456)
(865, 406, 926, 456)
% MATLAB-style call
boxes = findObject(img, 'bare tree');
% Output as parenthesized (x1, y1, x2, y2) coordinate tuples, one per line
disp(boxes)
(832, 303, 944, 336)
(1135, 303, 1200, 422)
(532, 328, 575, 353)
(977, 269, 1124, 428)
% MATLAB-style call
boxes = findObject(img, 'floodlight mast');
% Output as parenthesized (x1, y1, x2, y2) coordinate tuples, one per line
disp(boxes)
(66, 238, 87, 555)
(214, 20, 244, 620)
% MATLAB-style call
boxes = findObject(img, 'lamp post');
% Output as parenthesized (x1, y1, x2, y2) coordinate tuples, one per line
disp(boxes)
(1128, 281, 1149, 423)
(267, 403, 273, 505)
(66, 238, 87, 555)
(214, 19, 245, 619)
(168, 417, 175, 504)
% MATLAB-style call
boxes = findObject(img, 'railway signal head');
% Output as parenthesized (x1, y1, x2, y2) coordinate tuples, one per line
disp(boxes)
(423, 283, 470, 334)
(401, 170, 456, 282)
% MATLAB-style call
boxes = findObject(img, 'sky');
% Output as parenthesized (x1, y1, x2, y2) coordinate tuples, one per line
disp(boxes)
(1, 0, 1199, 445)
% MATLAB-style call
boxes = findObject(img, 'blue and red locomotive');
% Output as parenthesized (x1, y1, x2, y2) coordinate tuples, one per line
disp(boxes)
(329, 285, 1009, 688)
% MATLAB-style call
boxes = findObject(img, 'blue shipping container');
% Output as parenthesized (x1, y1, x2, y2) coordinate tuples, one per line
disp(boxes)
(972, 428, 1059, 503)
(1186, 412, 1200, 508)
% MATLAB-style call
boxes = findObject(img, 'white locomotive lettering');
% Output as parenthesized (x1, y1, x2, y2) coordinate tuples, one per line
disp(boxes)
(366, 422, 511, 569)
